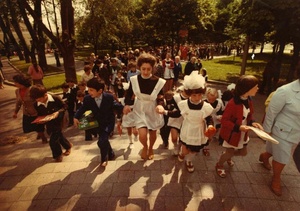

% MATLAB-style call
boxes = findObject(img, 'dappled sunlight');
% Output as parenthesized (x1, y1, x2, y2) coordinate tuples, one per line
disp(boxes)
(200, 184, 215, 199)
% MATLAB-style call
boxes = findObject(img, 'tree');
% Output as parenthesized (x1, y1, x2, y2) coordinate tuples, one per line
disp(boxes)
(76, 0, 135, 55)
(143, 0, 216, 56)
(6, 0, 30, 62)
(21, 0, 77, 82)
(0, 1, 24, 60)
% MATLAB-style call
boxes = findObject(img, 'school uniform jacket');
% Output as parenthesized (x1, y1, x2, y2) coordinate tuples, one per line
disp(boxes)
(219, 96, 255, 147)
(34, 94, 66, 134)
(74, 93, 123, 134)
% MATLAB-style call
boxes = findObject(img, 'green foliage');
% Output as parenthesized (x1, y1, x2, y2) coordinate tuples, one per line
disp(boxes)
(76, 0, 136, 53)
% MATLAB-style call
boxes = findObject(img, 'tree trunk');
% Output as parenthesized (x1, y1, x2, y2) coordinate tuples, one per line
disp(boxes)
(0, 17, 24, 60)
(287, 42, 300, 82)
(240, 35, 250, 75)
(34, 0, 48, 72)
(6, 0, 30, 62)
(260, 41, 264, 53)
(60, 0, 77, 82)
(273, 40, 286, 86)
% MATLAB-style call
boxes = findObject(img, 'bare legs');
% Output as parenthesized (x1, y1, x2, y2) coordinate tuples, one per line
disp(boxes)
(138, 128, 157, 160)
(216, 146, 247, 177)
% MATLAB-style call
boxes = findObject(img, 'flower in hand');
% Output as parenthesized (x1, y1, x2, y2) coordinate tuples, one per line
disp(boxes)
(205, 126, 216, 137)
(156, 105, 164, 114)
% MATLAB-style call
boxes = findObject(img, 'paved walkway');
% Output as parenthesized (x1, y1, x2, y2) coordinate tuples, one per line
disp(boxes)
(0, 56, 299, 211)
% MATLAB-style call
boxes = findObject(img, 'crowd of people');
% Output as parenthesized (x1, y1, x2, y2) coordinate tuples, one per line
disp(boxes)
(9, 46, 300, 197)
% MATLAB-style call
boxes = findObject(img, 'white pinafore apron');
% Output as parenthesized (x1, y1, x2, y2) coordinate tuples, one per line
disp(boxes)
(178, 100, 213, 146)
(130, 76, 166, 130)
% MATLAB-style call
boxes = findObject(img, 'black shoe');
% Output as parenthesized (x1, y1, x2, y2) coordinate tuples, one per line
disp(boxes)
(85, 135, 92, 141)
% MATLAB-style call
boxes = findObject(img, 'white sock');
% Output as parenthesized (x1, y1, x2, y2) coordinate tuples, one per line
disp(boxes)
(128, 135, 133, 143)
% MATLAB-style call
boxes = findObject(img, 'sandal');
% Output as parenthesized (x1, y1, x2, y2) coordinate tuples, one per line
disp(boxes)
(186, 161, 195, 173)
(215, 163, 226, 178)
(202, 148, 210, 156)
(227, 159, 235, 167)
(178, 153, 185, 162)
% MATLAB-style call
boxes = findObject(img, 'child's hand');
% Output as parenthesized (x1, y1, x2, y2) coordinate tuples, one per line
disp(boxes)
(123, 105, 131, 115)
(156, 105, 164, 114)
(73, 118, 79, 128)
(239, 125, 250, 132)
(252, 122, 263, 130)
(205, 126, 216, 137)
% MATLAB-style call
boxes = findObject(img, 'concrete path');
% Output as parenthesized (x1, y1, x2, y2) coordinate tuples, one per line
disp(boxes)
(0, 56, 299, 211)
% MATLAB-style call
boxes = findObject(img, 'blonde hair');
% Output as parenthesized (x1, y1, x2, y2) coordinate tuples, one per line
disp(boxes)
(206, 87, 218, 98)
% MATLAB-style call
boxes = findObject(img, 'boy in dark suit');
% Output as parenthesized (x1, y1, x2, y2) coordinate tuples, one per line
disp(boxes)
(74, 78, 123, 167)
(66, 79, 79, 127)
(30, 84, 72, 162)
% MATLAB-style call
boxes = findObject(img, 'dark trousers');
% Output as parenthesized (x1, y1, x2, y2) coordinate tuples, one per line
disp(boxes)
(68, 110, 74, 125)
(85, 128, 98, 140)
(49, 131, 71, 158)
(97, 131, 114, 163)
(160, 125, 171, 147)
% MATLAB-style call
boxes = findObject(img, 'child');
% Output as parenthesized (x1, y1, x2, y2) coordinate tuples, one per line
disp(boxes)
(76, 90, 98, 141)
(78, 81, 89, 95)
(66, 79, 79, 126)
(159, 71, 216, 173)
(216, 75, 263, 178)
(126, 61, 140, 82)
(30, 84, 72, 162)
(123, 53, 166, 160)
(113, 70, 126, 98)
(13, 74, 47, 143)
(81, 65, 94, 83)
(166, 87, 190, 155)
(119, 85, 138, 147)
(200, 68, 208, 82)
(74, 78, 123, 167)
(202, 87, 224, 156)
(159, 91, 175, 149)
(221, 83, 235, 109)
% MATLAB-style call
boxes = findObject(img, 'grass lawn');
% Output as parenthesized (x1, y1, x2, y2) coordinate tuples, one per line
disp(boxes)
(10, 59, 81, 93)
(200, 53, 291, 83)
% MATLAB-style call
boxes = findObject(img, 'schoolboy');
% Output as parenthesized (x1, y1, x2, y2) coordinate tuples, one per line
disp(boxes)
(30, 84, 72, 162)
(74, 78, 123, 167)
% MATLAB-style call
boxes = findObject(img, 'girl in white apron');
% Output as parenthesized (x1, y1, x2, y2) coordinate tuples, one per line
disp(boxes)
(158, 71, 216, 173)
(123, 54, 166, 160)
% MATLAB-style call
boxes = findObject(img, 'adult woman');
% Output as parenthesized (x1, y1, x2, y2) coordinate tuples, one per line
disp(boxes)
(123, 53, 166, 160)
(27, 61, 44, 85)
(12, 74, 47, 143)
(259, 69, 300, 196)
(162, 52, 174, 92)
(81, 65, 94, 82)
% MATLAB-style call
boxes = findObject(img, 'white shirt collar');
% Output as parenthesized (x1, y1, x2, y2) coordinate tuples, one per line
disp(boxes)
(37, 94, 54, 107)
